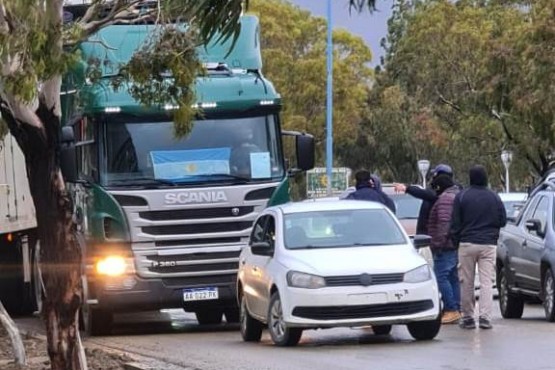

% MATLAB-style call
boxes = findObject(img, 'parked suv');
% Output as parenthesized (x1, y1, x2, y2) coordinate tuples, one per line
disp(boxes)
(496, 176, 555, 321)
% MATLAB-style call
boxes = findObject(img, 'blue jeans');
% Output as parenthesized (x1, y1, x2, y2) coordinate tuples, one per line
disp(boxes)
(433, 249, 460, 312)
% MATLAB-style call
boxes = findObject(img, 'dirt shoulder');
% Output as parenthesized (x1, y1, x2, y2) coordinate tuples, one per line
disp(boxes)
(0, 325, 134, 370)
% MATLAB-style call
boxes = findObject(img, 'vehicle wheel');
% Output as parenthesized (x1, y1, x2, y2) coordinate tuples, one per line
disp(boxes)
(372, 325, 392, 335)
(240, 295, 263, 342)
(20, 238, 42, 316)
(498, 266, 524, 319)
(268, 292, 302, 347)
(81, 306, 113, 336)
(543, 269, 555, 322)
(195, 310, 223, 325)
(224, 306, 240, 323)
(407, 316, 441, 341)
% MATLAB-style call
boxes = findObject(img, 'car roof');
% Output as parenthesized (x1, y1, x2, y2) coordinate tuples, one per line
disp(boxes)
(498, 192, 528, 201)
(275, 199, 387, 214)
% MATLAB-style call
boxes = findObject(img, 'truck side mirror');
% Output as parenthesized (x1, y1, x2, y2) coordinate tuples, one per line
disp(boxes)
(60, 126, 78, 182)
(296, 134, 314, 171)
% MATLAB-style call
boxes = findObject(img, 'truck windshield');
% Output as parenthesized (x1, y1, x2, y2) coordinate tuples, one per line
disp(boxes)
(101, 115, 284, 186)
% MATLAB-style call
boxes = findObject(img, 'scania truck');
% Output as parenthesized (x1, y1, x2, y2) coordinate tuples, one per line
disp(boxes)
(57, 6, 314, 335)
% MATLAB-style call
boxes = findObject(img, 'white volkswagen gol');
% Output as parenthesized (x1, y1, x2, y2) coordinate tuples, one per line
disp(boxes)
(237, 200, 441, 347)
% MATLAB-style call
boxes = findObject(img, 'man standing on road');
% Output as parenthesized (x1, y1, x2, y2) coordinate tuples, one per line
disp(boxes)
(427, 174, 461, 324)
(450, 165, 507, 330)
(346, 170, 396, 213)
(393, 164, 454, 235)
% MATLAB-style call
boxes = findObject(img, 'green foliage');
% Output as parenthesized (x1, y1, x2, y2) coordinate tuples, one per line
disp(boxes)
(250, 0, 373, 165)
(363, 0, 555, 188)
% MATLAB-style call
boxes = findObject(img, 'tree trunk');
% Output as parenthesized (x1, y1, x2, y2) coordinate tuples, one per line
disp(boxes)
(1, 102, 86, 370)
(0, 300, 26, 365)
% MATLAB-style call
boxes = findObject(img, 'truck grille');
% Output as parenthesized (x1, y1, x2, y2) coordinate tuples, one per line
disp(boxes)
(142, 221, 253, 236)
(140, 206, 254, 220)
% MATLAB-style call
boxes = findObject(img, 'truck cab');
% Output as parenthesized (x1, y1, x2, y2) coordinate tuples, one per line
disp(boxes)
(60, 10, 314, 335)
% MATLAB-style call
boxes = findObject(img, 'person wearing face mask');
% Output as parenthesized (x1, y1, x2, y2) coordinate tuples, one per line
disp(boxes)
(427, 174, 461, 324)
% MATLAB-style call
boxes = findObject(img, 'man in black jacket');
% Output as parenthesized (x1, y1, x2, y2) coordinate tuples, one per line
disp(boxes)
(394, 164, 454, 234)
(450, 165, 506, 330)
(346, 170, 396, 213)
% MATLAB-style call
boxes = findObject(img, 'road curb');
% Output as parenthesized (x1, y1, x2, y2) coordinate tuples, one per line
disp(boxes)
(124, 362, 154, 370)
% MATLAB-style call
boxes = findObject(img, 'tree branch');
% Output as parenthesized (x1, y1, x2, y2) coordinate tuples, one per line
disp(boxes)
(76, 0, 148, 39)
(436, 90, 465, 115)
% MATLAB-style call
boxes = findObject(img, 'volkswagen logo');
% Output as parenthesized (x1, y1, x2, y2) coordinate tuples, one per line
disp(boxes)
(231, 207, 240, 216)
(359, 273, 373, 286)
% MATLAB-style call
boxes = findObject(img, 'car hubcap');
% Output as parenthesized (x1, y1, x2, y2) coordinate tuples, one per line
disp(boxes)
(545, 274, 554, 316)
(270, 298, 285, 339)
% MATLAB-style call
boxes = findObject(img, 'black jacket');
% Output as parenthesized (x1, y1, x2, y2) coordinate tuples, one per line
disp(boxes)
(406, 186, 438, 235)
(450, 167, 507, 246)
(347, 185, 396, 213)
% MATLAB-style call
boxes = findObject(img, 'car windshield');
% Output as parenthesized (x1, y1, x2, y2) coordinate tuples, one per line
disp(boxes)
(391, 194, 422, 219)
(101, 115, 283, 186)
(283, 209, 406, 249)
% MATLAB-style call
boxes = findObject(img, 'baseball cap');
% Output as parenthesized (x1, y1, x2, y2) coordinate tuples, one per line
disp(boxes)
(432, 164, 453, 177)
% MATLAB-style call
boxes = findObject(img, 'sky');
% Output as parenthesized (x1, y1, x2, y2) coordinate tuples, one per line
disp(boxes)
(289, 0, 393, 67)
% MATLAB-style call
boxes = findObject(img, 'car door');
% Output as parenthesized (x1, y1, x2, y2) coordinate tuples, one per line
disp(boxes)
(248, 213, 277, 319)
(241, 215, 267, 316)
(519, 195, 548, 291)
(508, 196, 539, 287)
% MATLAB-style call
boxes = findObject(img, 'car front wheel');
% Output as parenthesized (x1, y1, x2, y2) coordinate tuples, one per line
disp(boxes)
(543, 269, 555, 322)
(240, 295, 263, 342)
(498, 266, 524, 319)
(268, 292, 302, 347)
(407, 316, 441, 341)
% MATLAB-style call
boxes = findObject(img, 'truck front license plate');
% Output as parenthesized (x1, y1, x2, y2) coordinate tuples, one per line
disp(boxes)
(183, 287, 219, 301)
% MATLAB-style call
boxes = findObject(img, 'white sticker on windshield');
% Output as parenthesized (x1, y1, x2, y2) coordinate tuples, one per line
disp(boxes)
(250, 152, 271, 179)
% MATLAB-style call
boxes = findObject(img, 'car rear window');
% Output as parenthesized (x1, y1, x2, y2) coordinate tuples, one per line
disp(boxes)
(283, 209, 406, 249)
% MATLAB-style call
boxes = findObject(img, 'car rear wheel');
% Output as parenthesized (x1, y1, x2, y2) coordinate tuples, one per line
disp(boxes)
(407, 316, 441, 341)
(543, 269, 555, 322)
(240, 295, 263, 342)
(268, 292, 302, 347)
(372, 325, 392, 335)
(498, 266, 524, 319)
(195, 310, 223, 325)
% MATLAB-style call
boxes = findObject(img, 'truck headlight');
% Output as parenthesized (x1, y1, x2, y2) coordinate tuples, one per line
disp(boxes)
(404, 265, 431, 283)
(286, 271, 326, 289)
(96, 256, 134, 277)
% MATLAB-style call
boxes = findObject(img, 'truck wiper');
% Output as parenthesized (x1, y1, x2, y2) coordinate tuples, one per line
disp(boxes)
(202, 174, 251, 183)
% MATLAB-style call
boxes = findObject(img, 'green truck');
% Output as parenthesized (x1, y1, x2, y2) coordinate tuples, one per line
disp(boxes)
(58, 8, 314, 335)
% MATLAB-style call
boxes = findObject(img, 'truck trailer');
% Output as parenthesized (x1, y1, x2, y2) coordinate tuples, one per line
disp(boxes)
(56, 7, 314, 335)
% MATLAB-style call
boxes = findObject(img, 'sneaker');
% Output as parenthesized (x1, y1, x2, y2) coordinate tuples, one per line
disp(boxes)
(441, 311, 462, 324)
(479, 318, 492, 329)
(459, 317, 476, 329)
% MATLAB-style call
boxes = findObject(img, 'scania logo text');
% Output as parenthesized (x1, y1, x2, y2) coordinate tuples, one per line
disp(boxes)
(164, 191, 228, 205)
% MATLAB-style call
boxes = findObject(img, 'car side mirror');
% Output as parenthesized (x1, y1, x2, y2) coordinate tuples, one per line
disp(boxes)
(295, 134, 314, 171)
(250, 241, 273, 256)
(525, 219, 544, 237)
(411, 234, 431, 249)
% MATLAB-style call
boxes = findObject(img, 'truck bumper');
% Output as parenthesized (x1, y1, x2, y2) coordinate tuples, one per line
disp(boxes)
(89, 274, 238, 312)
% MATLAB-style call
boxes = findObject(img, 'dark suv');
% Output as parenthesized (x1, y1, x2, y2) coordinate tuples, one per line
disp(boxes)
(496, 176, 555, 321)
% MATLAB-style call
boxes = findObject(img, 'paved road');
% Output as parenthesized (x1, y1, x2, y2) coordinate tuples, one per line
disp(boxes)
(17, 303, 555, 370)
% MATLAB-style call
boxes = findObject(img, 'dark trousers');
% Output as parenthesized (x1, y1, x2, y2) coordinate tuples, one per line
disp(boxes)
(433, 249, 460, 312)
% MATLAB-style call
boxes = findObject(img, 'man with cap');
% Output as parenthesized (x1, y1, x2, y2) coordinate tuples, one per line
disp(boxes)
(393, 163, 454, 235)
(346, 170, 396, 213)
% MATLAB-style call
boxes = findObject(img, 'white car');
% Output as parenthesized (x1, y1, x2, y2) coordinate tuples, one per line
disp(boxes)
(237, 200, 441, 347)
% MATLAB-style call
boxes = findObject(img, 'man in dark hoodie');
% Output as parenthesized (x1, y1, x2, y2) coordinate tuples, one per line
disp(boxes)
(450, 165, 507, 330)
(347, 170, 396, 213)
